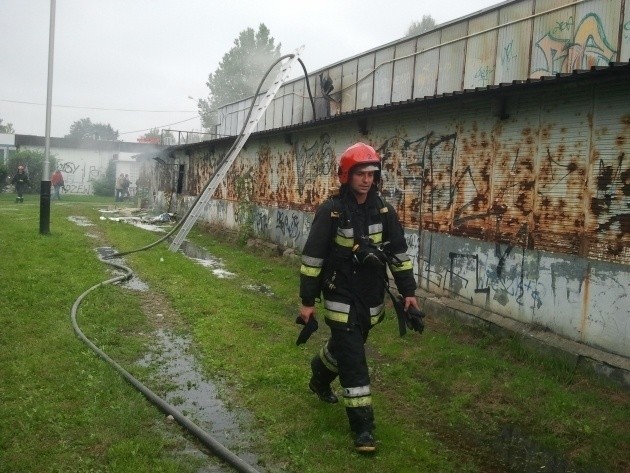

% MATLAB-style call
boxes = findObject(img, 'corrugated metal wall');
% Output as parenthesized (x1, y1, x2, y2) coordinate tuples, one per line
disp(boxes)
(182, 82, 630, 269)
(589, 82, 630, 260)
(155, 72, 630, 358)
(216, 0, 628, 137)
(534, 91, 591, 255)
(495, 0, 533, 84)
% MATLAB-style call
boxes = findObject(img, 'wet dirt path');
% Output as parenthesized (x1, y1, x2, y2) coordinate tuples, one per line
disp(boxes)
(72, 214, 267, 472)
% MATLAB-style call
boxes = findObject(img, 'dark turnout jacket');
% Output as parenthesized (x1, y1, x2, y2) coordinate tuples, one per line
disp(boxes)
(300, 188, 416, 328)
(12, 172, 28, 187)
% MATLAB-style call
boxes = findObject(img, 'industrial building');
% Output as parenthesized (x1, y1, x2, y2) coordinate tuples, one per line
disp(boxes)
(145, 0, 630, 376)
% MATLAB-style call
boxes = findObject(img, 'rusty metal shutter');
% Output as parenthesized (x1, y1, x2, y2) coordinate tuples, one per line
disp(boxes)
(587, 80, 630, 264)
(449, 96, 495, 240)
(419, 108, 459, 233)
(488, 91, 540, 248)
(532, 87, 591, 255)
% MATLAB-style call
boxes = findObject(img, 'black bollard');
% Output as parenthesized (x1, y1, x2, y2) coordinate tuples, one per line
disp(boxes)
(40, 180, 51, 235)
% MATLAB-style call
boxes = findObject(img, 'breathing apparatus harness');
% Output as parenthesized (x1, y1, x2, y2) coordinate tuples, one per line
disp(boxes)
(297, 141, 425, 343)
(329, 192, 425, 336)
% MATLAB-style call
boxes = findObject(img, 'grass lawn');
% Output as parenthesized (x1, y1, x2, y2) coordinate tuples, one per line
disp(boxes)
(0, 192, 628, 472)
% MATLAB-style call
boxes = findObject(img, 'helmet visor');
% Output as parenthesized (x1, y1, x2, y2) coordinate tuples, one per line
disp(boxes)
(355, 164, 379, 172)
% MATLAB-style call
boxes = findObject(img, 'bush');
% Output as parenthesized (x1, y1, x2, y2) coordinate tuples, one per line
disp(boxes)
(0, 163, 7, 191)
(91, 159, 116, 197)
(7, 150, 58, 194)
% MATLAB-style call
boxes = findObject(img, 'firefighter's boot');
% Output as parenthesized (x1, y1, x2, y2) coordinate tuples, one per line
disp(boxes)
(309, 355, 338, 403)
(347, 406, 376, 453)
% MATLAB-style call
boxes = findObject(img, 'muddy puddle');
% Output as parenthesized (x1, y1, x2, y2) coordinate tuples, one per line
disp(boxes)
(67, 215, 94, 227)
(494, 425, 603, 473)
(86, 211, 277, 297)
(178, 240, 236, 279)
(92, 246, 264, 471)
(137, 329, 261, 472)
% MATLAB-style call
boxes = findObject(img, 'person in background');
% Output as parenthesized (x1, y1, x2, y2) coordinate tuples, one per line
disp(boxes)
(123, 173, 131, 200)
(50, 170, 65, 200)
(298, 142, 420, 453)
(12, 165, 29, 203)
(115, 173, 125, 202)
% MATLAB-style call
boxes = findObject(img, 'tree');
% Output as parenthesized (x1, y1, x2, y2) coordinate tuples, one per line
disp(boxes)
(405, 15, 437, 37)
(6, 149, 58, 194)
(0, 118, 15, 134)
(65, 117, 119, 141)
(198, 23, 282, 128)
(0, 163, 7, 189)
(91, 159, 116, 197)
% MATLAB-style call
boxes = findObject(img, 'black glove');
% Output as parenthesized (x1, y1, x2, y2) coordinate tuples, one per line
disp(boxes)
(391, 294, 408, 337)
(405, 306, 426, 333)
(388, 289, 426, 336)
(295, 315, 318, 345)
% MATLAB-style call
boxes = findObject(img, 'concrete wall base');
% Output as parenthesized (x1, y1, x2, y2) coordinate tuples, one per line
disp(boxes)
(415, 287, 630, 389)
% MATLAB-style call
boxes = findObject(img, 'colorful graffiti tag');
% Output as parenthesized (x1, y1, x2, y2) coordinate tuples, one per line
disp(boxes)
(531, 13, 617, 78)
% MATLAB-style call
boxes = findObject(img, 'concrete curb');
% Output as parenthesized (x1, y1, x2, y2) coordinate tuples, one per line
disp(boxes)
(415, 288, 630, 389)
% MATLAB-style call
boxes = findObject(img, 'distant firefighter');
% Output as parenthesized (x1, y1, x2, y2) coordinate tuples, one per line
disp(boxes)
(12, 165, 29, 203)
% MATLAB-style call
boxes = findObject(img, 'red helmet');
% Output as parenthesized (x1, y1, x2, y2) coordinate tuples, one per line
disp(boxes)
(337, 142, 380, 184)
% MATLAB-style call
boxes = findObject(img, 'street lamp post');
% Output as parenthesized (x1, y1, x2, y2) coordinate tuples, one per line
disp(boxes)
(40, 0, 56, 235)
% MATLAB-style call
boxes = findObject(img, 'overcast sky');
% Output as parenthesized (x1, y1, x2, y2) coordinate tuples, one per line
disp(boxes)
(1, 0, 503, 142)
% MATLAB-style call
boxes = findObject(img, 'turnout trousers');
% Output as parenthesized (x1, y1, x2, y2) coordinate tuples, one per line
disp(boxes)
(311, 316, 375, 434)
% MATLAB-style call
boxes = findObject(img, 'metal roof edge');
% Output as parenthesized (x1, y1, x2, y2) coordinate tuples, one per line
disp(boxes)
(14, 134, 168, 152)
(162, 60, 630, 154)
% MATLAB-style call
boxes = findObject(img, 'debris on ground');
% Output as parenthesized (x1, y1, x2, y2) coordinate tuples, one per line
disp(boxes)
(98, 209, 176, 233)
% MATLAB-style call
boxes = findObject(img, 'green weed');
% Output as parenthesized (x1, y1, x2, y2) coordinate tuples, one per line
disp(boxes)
(1, 193, 628, 473)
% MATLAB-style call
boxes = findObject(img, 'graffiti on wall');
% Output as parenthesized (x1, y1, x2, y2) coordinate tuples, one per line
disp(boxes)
(474, 65, 495, 86)
(55, 160, 101, 194)
(252, 207, 270, 236)
(294, 134, 335, 203)
(378, 132, 533, 239)
(378, 132, 457, 227)
(275, 208, 302, 242)
(532, 13, 617, 78)
(375, 116, 627, 312)
(414, 233, 552, 313)
(377, 131, 534, 308)
(591, 152, 630, 257)
(501, 40, 519, 72)
(234, 202, 252, 227)
(215, 199, 228, 223)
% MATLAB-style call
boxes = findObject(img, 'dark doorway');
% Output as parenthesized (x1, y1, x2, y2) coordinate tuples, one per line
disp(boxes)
(176, 164, 185, 194)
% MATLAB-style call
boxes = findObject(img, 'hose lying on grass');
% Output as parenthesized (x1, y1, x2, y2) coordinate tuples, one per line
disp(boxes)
(70, 249, 261, 473)
(77, 52, 318, 471)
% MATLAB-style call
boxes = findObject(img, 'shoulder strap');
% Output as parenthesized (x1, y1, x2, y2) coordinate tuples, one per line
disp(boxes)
(329, 194, 389, 243)
(329, 196, 341, 242)
(375, 195, 389, 242)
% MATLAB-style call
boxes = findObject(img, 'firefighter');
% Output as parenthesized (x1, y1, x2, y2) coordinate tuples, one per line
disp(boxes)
(299, 142, 420, 453)
(12, 165, 29, 203)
